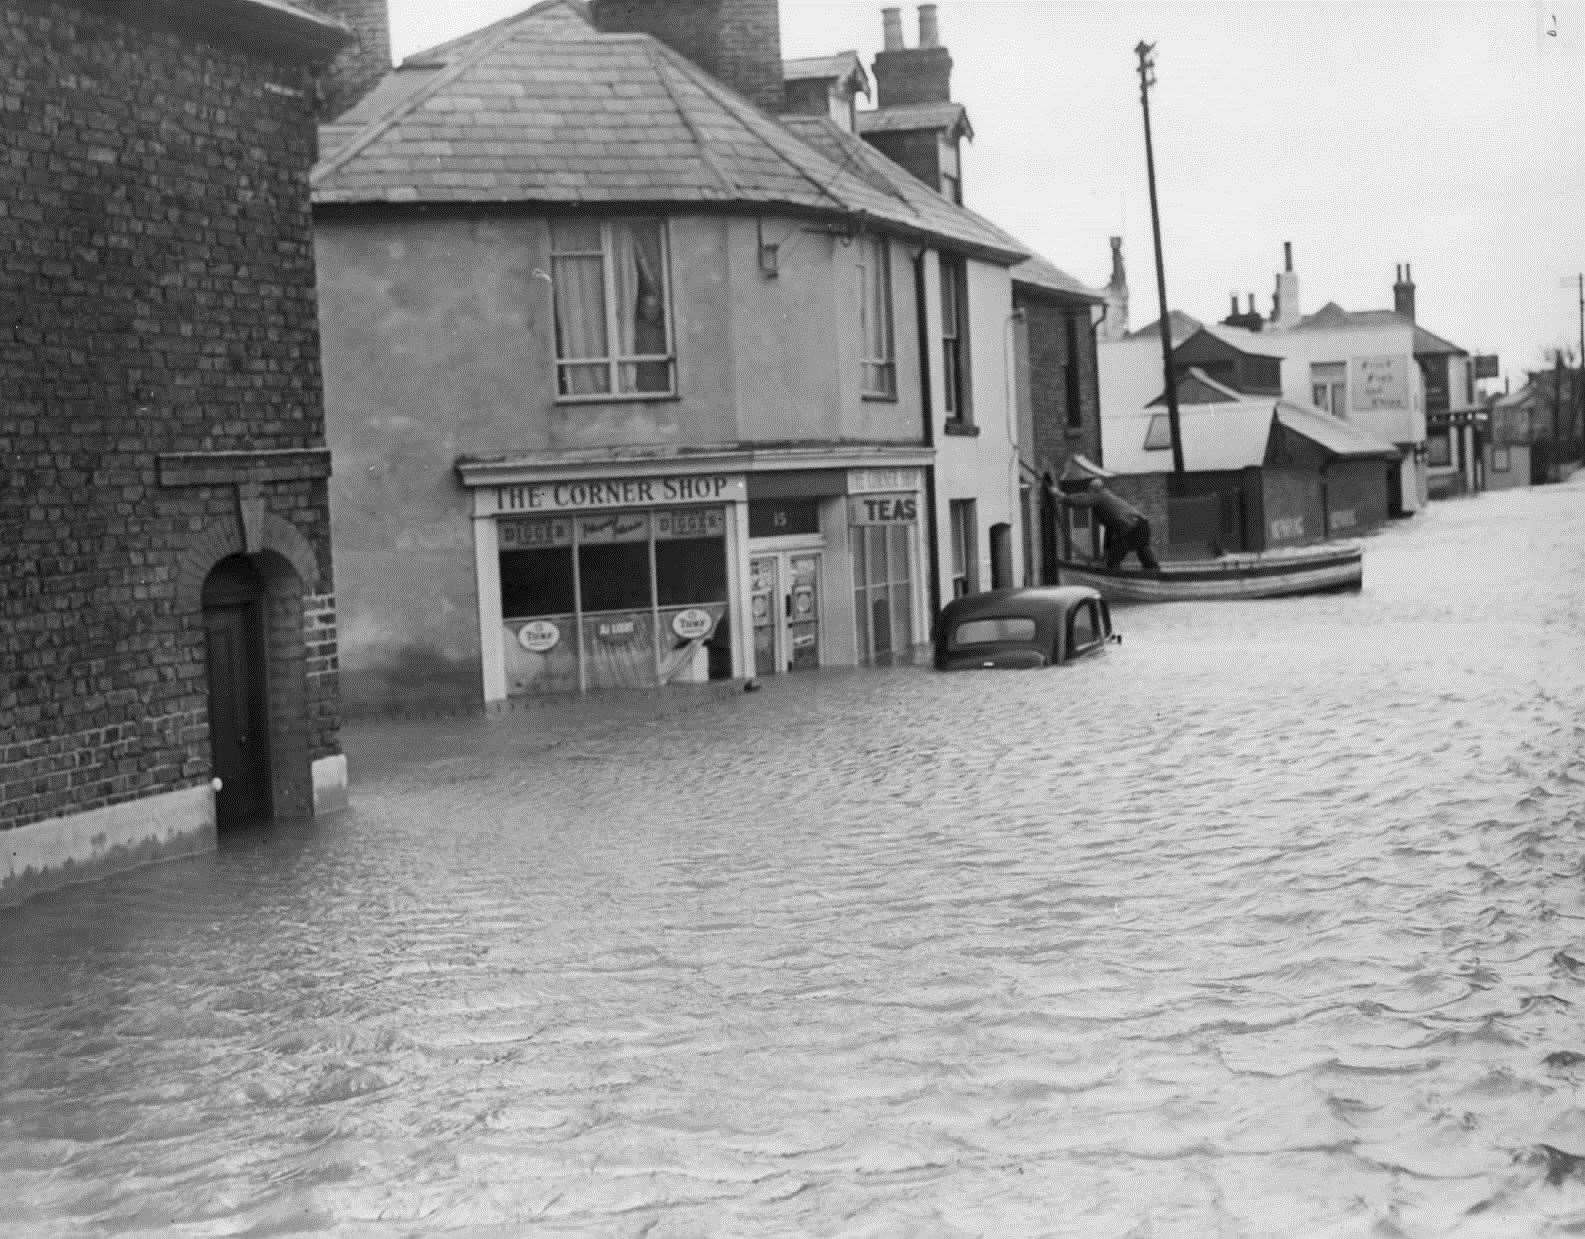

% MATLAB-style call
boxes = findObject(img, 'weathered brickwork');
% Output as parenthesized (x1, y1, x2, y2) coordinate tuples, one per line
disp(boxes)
(300, 0, 393, 121)
(1020, 294, 1103, 483)
(0, 0, 343, 834)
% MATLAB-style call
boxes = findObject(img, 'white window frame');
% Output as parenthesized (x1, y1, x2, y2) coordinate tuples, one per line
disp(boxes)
(941, 255, 970, 422)
(1310, 361, 1347, 418)
(859, 234, 896, 399)
(550, 217, 676, 402)
(949, 498, 977, 597)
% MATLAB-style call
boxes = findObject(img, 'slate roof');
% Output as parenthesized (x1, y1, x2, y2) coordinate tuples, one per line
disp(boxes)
(313, 1, 1024, 263)
(1125, 310, 1204, 346)
(1011, 253, 1103, 302)
(1293, 301, 1466, 356)
(857, 100, 974, 140)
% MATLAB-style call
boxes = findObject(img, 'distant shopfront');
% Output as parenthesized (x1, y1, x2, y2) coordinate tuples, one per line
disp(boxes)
(458, 454, 931, 701)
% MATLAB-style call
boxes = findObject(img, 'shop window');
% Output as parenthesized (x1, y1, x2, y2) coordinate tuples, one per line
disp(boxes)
(859, 234, 896, 398)
(501, 548, 575, 618)
(550, 218, 674, 399)
(657, 537, 726, 605)
(851, 523, 914, 663)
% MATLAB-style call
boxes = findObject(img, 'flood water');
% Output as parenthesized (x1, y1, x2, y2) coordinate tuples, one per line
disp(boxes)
(4, 479, 1585, 1237)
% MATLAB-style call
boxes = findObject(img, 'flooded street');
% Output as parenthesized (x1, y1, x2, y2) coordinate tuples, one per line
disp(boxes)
(4, 480, 1585, 1237)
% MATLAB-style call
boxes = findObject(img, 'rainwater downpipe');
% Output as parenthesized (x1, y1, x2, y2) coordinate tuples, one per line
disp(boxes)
(913, 246, 942, 618)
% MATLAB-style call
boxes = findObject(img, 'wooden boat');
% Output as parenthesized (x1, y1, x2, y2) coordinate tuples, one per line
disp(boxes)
(1055, 542, 1363, 603)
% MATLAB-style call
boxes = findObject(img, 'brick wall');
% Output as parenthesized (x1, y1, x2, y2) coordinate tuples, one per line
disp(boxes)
(1019, 294, 1102, 481)
(591, 0, 783, 114)
(872, 46, 952, 107)
(0, 0, 341, 833)
(300, 0, 393, 121)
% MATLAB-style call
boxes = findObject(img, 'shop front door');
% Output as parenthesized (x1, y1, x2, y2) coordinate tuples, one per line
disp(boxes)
(750, 552, 822, 675)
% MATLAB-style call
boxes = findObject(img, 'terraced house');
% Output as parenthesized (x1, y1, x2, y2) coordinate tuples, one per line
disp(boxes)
(314, 0, 1081, 712)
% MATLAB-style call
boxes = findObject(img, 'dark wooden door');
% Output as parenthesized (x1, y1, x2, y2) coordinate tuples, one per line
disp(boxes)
(204, 601, 272, 828)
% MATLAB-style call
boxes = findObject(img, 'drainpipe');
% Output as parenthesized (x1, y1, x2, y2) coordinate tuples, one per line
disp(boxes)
(914, 247, 942, 617)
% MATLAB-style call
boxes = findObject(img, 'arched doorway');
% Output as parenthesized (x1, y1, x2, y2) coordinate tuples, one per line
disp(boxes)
(202, 555, 273, 829)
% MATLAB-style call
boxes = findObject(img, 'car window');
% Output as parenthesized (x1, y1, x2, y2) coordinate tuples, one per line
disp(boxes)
(950, 616, 1037, 648)
(1069, 602, 1098, 651)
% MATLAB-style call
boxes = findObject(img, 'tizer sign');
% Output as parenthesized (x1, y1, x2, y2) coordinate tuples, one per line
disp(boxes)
(848, 494, 918, 525)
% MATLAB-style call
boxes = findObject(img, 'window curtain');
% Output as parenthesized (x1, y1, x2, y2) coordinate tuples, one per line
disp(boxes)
(552, 220, 610, 396)
(611, 220, 669, 393)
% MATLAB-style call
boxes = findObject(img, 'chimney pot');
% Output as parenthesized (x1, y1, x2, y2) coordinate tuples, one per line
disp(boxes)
(1283, 241, 1293, 272)
(1230, 293, 1239, 316)
(882, 7, 904, 50)
(918, 4, 939, 47)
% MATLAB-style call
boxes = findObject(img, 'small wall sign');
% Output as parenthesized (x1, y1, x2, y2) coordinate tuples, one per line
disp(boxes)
(518, 620, 560, 652)
(671, 608, 716, 640)
(597, 618, 639, 644)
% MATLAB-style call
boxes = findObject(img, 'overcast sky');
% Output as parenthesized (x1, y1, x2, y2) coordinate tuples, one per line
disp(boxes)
(384, 0, 1585, 389)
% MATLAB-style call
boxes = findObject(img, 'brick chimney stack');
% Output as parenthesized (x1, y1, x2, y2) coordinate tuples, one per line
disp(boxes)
(873, 4, 953, 106)
(591, 0, 785, 115)
(1393, 263, 1416, 322)
(303, 0, 392, 121)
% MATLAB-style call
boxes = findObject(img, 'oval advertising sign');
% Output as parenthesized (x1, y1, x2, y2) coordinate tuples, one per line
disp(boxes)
(671, 608, 715, 640)
(517, 620, 560, 653)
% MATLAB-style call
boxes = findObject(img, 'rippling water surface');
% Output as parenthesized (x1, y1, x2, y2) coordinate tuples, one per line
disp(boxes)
(5, 481, 1585, 1237)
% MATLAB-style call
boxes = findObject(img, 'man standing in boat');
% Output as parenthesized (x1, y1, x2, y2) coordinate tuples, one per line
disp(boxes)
(1058, 479, 1161, 571)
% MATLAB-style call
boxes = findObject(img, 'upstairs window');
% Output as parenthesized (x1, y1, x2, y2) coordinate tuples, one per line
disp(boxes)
(941, 256, 971, 422)
(1310, 361, 1346, 418)
(859, 234, 896, 398)
(551, 218, 674, 399)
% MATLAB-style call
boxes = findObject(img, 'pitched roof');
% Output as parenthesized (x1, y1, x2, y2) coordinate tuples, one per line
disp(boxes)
(783, 51, 870, 96)
(1125, 310, 1203, 346)
(1148, 367, 1245, 407)
(1011, 253, 1103, 302)
(1412, 324, 1467, 356)
(1273, 401, 1400, 460)
(856, 100, 973, 141)
(313, 2, 1024, 262)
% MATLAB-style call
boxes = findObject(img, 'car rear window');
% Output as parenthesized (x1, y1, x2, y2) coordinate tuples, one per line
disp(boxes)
(949, 617, 1037, 648)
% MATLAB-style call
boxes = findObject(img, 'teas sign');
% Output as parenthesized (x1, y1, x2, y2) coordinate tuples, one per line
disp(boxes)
(848, 493, 917, 525)
(671, 608, 715, 640)
(517, 620, 560, 652)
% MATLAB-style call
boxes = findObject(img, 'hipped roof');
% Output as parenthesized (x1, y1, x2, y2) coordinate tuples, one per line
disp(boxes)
(312, 0, 1023, 262)
(1111, 398, 1399, 473)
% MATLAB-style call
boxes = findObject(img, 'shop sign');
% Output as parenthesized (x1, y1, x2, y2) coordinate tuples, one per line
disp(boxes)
(1330, 508, 1358, 530)
(1351, 355, 1408, 411)
(1270, 516, 1305, 540)
(578, 512, 650, 544)
(849, 467, 921, 494)
(749, 497, 819, 537)
(671, 608, 716, 640)
(596, 618, 640, 644)
(655, 508, 726, 540)
(495, 474, 745, 513)
(499, 517, 572, 549)
(848, 493, 917, 525)
(517, 619, 560, 652)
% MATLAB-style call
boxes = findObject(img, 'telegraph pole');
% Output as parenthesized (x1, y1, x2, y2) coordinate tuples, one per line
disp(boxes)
(1135, 41, 1184, 475)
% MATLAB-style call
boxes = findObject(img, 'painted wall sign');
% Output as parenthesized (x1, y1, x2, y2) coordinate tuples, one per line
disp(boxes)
(496, 474, 745, 513)
(1270, 516, 1306, 540)
(499, 517, 573, 549)
(848, 493, 918, 525)
(1351, 355, 1408, 411)
(517, 619, 560, 652)
(1329, 508, 1358, 530)
(578, 513, 650, 544)
(671, 608, 715, 640)
(655, 508, 726, 540)
(848, 467, 921, 494)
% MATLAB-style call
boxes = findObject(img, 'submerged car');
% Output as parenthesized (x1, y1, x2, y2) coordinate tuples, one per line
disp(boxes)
(933, 586, 1120, 671)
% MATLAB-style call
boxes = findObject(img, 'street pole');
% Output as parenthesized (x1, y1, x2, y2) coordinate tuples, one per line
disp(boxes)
(1135, 41, 1184, 476)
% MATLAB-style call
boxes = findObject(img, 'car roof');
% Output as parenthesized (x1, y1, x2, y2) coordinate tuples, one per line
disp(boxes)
(939, 586, 1101, 622)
